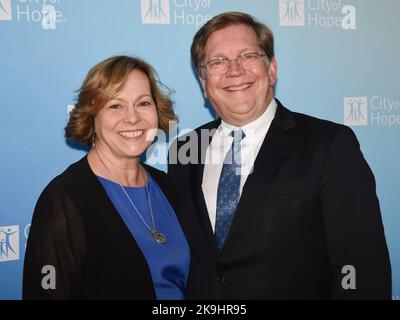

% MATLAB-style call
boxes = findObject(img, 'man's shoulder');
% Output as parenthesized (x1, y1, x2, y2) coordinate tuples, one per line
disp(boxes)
(195, 118, 221, 131)
(290, 109, 351, 137)
(190, 118, 221, 136)
(172, 118, 221, 146)
(293, 111, 341, 129)
(276, 101, 357, 145)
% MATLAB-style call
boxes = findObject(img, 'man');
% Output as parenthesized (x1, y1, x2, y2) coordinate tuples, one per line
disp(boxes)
(168, 12, 391, 299)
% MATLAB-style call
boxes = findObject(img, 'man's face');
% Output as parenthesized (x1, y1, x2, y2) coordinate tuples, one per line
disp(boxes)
(200, 24, 277, 127)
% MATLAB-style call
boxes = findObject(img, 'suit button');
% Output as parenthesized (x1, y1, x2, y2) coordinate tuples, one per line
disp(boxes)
(217, 273, 226, 283)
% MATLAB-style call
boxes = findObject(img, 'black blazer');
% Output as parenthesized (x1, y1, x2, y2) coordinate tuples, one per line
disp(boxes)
(23, 156, 185, 299)
(168, 100, 392, 299)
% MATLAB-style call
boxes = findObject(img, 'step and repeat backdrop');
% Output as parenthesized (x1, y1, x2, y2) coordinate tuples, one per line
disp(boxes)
(0, 0, 399, 299)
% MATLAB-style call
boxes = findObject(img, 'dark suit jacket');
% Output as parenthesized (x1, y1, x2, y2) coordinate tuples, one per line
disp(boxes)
(23, 156, 184, 299)
(168, 99, 392, 300)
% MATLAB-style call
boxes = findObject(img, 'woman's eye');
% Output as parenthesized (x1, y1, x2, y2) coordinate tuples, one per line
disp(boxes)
(108, 104, 122, 109)
(138, 101, 152, 107)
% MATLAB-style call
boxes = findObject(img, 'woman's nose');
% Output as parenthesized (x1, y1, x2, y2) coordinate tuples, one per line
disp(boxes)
(124, 105, 141, 124)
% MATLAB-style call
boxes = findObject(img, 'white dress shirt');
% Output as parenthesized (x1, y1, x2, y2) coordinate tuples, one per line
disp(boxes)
(202, 98, 278, 232)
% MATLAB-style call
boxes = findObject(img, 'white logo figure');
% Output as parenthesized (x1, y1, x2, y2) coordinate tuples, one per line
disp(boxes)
(42, 4, 57, 30)
(0, 225, 19, 262)
(344, 97, 368, 126)
(0, 0, 12, 21)
(141, 0, 170, 24)
(279, 0, 304, 26)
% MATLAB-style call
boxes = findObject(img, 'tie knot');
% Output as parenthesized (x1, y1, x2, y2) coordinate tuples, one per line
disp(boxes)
(230, 129, 246, 143)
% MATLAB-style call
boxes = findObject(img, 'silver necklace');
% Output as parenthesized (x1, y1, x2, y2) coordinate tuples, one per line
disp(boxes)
(95, 151, 167, 244)
(118, 182, 167, 244)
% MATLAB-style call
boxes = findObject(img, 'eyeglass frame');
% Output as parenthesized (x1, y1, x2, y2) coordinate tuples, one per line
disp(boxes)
(199, 51, 267, 76)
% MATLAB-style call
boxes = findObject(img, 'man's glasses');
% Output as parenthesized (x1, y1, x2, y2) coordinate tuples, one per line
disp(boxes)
(200, 52, 267, 76)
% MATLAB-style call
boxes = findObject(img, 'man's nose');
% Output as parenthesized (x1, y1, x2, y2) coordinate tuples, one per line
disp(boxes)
(227, 59, 244, 76)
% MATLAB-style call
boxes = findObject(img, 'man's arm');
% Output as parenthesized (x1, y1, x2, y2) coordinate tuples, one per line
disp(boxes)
(319, 126, 391, 299)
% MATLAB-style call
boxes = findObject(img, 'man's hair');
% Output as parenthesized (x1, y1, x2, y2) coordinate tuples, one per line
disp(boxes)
(191, 11, 275, 77)
(65, 55, 177, 146)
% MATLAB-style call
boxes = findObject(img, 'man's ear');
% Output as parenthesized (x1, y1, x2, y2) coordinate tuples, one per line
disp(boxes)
(268, 57, 278, 87)
(200, 75, 208, 99)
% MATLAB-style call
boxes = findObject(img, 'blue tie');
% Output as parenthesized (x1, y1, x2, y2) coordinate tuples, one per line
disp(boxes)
(215, 129, 245, 251)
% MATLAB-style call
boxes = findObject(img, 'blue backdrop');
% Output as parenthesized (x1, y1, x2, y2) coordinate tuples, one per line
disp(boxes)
(0, 0, 399, 299)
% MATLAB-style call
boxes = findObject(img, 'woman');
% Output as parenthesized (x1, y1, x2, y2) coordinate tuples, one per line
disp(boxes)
(23, 56, 190, 299)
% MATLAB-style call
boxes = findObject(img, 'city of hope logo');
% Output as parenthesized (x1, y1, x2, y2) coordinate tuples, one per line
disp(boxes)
(141, 0, 170, 24)
(279, 0, 356, 30)
(0, 0, 12, 20)
(344, 97, 368, 126)
(0, 225, 19, 262)
(0, 0, 65, 30)
(279, 0, 305, 26)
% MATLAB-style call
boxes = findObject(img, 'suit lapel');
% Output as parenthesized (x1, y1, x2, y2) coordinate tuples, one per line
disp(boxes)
(190, 120, 220, 253)
(224, 103, 296, 245)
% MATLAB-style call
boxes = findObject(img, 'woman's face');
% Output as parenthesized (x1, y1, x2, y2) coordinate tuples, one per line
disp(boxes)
(94, 69, 158, 163)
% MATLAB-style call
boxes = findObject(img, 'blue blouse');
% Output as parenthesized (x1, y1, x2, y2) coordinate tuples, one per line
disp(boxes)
(97, 173, 190, 300)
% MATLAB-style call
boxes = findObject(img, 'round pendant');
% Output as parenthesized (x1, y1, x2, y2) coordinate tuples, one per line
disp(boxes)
(151, 229, 167, 244)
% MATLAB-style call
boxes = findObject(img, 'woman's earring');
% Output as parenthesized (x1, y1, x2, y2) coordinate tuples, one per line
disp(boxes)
(92, 133, 96, 148)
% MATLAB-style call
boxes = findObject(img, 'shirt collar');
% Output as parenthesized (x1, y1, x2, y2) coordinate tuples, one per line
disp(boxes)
(220, 98, 277, 139)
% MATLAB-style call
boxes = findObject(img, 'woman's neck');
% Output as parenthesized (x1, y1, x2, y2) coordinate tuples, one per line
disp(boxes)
(87, 148, 146, 187)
